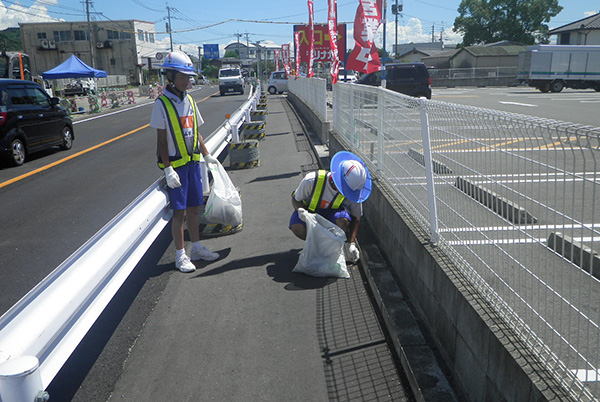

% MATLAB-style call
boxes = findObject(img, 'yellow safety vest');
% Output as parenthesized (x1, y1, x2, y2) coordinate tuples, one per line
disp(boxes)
(157, 94, 201, 169)
(305, 170, 345, 212)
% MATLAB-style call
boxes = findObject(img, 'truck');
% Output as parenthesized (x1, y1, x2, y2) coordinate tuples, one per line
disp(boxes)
(517, 45, 600, 93)
(218, 67, 244, 96)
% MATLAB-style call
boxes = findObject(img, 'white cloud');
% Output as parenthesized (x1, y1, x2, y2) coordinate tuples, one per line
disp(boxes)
(584, 10, 599, 17)
(0, 0, 58, 30)
(347, 17, 463, 51)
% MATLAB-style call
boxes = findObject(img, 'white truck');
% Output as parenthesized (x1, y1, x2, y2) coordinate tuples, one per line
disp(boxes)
(517, 45, 600, 93)
(218, 67, 244, 96)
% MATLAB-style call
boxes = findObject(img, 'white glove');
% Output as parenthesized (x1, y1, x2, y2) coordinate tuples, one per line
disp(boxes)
(297, 207, 308, 222)
(164, 166, 181, 189)
(204, 154, 218, 165)
(347, 242, 360, 262)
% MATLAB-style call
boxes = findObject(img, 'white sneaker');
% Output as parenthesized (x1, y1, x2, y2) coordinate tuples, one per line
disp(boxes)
(191, 245, 219, 261)
(175, 254, 196, 273)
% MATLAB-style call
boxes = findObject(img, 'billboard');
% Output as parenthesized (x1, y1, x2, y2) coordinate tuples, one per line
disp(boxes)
(203, 44, 220, 59)
(293, 24, 347, 63)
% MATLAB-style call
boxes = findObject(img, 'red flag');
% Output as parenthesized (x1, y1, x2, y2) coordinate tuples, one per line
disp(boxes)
(346, 0, 383, 74)
(328, 0, 339, 84)
(274, 48, 280, 71)
(307, 0, 315, 77)
(282, 44, 292, 78)
(294, 31, 301, 77)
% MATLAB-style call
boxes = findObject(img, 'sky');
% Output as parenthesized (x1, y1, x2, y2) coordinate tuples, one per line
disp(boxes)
(0, 0, 598, 55)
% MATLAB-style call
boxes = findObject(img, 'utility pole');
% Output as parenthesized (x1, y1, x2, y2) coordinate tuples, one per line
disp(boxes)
(234, 32, 243, 60)
(167, 5, 173, 51)
(392, 0, 402, 57)
(86, 0, 95, 67)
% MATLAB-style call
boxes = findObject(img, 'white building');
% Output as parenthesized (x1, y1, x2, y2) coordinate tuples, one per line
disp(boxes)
(549, 12, 600, 45)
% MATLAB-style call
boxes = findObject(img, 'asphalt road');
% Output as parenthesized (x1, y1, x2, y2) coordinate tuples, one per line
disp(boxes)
(432, 86, 600, 128)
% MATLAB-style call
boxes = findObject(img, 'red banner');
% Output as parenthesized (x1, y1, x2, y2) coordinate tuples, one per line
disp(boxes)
(281, 44, 292, 78)
(346, 0, 383, 74)
(294, 31, 301, 77)
(328, 0, 339, 84)
(293, 24, 346, 64)
(307, 0, 315, 77)
(274, 48, 280, 71)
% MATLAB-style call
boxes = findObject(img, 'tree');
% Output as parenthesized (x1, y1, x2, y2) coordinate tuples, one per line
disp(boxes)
(453, 0, 563, 46)
(224, 50, 239, 59)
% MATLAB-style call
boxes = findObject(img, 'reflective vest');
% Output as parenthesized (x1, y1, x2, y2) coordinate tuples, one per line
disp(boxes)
(304, 170, 345, 212)
(157, 94, 201, 169)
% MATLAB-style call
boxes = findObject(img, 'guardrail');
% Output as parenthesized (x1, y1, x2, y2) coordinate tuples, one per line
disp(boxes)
(0, 83, 262, 402)
(332, 81, 600, 400)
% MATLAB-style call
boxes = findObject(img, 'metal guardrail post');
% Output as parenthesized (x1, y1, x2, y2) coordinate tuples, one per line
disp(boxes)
(419, 100, 439, 244)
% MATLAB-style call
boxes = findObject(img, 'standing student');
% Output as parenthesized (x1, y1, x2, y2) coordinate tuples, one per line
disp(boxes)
(150, 51, 219, 272)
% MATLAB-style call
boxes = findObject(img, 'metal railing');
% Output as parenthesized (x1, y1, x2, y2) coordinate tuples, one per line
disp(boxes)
(287, 76, 327, 121)
(333, 82, 600, 400)
(0, 84, 262, 402)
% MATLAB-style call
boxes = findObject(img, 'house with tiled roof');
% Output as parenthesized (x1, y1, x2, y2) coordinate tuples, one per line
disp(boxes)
(549, 12, 600, 45)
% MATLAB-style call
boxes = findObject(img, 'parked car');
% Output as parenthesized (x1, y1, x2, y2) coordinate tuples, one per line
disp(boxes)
(0, 79, 74, 166)
(356, 62, 432, 99)
(267, 71, 288, 94)
(337, 69, 358, 83)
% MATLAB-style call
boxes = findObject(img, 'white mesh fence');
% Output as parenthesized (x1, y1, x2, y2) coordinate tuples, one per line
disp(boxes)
(288, 76, 327, 121)
(333, 82, 600, 400)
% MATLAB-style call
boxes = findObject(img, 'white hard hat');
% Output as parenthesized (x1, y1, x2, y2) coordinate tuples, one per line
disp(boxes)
(330, 151, 372, 203)
(160, 51, 197, 76)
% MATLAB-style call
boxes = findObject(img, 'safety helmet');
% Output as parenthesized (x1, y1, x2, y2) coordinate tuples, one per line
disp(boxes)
(330, 151, 372, 203)
(160, 51, 197, 76)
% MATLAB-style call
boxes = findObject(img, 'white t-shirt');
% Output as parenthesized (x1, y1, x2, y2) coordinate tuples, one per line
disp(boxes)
(150, 88, 205, 156)
(294, 171, 362, 217)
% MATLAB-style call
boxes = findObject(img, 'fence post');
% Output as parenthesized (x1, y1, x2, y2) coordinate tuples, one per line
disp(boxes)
(377, 88, 384, 172)
(419, 100, 439, 243)
(349, 84, 356, 147)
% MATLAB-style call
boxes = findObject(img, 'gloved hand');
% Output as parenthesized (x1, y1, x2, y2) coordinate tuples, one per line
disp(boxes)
(164, 166, 181, 189)
(347, 242, 360, 262)
(297, 207, 308, 222)
(204, 154, 218, 165)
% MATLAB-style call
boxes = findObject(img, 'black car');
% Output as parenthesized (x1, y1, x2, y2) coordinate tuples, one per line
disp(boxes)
(356, 62, 432, 99)
(0, 79, 74, 166)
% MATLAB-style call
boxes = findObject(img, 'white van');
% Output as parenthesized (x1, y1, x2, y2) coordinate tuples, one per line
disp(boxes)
(267, 71, 288, 94)
(219, 67, 244, 96)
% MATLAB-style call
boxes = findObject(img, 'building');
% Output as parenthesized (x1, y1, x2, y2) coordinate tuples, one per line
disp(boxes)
(549, 12, 600, 45)
(393, 42, 449, 62)
(20, 20, 163, 85)
(422, 42, 526, 69)
(223, 41, 282, 76)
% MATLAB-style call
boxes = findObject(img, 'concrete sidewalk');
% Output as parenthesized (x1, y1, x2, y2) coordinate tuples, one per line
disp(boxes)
(106, 95, 411, 401)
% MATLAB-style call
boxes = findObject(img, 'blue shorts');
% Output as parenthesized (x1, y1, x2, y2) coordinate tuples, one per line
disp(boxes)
(169, 162, 204, 210)
(289, 208, 351, 228)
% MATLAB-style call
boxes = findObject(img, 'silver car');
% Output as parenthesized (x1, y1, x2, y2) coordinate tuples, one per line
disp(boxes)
(267, 71, 288, 94)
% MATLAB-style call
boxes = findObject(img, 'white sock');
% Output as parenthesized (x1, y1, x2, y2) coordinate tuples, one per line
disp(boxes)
(176, 248, 186, 258)
(192, 241, 202, 250)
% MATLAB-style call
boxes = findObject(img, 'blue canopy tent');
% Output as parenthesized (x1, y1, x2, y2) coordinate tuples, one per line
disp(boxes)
(42, 54, 107, 79)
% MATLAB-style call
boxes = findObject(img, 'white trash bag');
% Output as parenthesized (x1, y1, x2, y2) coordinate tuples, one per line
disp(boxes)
(293, 208, 350, 279)
(203, 160, 243, 226)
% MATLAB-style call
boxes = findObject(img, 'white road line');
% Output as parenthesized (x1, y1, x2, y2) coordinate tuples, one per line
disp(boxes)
(499, 101, 538, 107)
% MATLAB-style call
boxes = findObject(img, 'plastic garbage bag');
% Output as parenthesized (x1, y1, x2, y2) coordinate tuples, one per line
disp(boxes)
(203, 159, 243, 226)
(293, 208, 350, 278)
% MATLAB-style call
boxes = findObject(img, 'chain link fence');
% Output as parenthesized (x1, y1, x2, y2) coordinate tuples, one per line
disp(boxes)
(332, 82, 600, 400)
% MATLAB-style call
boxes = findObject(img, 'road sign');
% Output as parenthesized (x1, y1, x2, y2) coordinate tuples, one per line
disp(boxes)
(203, 44, 220, 59)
